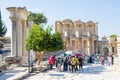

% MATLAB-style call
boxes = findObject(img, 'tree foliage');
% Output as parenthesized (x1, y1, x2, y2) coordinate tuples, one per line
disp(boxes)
(27, 12, 47, 25)
(26, 24, 64, 52)
(0, 10, 7, 37)
(51, 32, 64, 51)
(110, 34, 117, 38)
(26, 24, 45, 51)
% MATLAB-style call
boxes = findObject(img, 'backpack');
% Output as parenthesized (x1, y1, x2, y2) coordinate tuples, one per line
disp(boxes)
(57, 58, 61, 64)
(71, 58, 76, 65)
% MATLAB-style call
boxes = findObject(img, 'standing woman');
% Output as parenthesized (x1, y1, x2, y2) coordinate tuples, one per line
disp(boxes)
(75, 56, 79, 70)
(49, 56, 54, 69)
(107, 55, 112, 65)
(101, 56, 105, 65)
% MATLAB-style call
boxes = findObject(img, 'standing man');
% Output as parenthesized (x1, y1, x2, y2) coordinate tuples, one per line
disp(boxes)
(63, 57, 68, 72)
(111, 55, 114, 65)
(71, 56, 76, 73)
(56, 56, 62, 72)
(78, 56, 83, 70)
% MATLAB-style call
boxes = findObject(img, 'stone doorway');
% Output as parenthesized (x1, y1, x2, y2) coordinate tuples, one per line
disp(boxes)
(103, 47, 109, 56)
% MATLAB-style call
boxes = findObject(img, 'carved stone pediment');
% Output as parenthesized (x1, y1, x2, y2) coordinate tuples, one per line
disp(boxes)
(74, 19, 85, 26)
(63, 19, 72, 22)
(87, 21, 95, 26)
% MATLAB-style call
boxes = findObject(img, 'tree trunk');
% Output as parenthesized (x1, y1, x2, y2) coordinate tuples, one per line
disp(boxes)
(37, 51, 44, 65)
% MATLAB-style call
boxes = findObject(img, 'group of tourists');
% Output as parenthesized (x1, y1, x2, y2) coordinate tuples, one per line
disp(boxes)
(83, 54, 114, 66)
(48, 53, 114, 73)
(100, 55, 114, 66)
(49, 55, 83, 73)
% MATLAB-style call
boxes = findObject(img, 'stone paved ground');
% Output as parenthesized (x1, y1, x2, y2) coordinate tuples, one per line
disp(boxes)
(0, 65, 27, 80)
(24, 63, 120, 80)
(0, 61, 48, 80)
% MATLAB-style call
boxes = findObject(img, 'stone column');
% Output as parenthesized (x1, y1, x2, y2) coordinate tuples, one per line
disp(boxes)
(21, 20, 27, 56)
(94, 23, 98, 54)
(95, 22, 98, 36)
(24, 20, 27, 54)
(11, 19, 22, 57)
(78, 40, 80, 51)
(21, 20, 25, 63)
(87, 40, 90, 55)
(23, 20, 35, 64)
(92, 39, 94, 54)
(16, 19, 23, 57)
(109, 44, 112, 55)
(82, 39, 84, 55)
(70, 40, 72, 50)
(7, 7, 29, 64)
(11, 20, 17, 56)
(96, 40, 98, 54)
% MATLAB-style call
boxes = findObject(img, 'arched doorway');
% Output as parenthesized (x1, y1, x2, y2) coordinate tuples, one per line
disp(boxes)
(103, 47, 109, 56)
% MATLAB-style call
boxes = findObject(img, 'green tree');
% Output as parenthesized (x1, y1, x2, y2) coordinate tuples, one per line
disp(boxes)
(26, 24, 64, 65)
(51, 32, 64, 51)
(0, 10, 7, 37)
(26, 24, 64, 52)
(27, 12, 47, 25)
(26, 24, 46, 52)
(110, 34, 117, 37)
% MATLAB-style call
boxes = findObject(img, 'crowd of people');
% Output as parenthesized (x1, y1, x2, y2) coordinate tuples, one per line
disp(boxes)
(100, 55, 114, 66)
(49, 55, 83, 73)
(48, 54, 114, 73)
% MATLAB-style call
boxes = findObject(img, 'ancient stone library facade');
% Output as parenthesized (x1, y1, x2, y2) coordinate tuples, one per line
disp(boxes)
(55, 19, 99, 55)
(55, 19, 120, 57)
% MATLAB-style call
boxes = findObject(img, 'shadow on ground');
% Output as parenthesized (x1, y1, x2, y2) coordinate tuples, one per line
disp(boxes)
(79, 65, 106, 74)
(49, 73, 65, 76)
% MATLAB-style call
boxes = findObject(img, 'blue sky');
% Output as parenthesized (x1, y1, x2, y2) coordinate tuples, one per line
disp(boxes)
(0, 0, 120, 39)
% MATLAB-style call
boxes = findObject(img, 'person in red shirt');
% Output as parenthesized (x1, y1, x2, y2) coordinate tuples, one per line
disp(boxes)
(49, 56, 54, 69)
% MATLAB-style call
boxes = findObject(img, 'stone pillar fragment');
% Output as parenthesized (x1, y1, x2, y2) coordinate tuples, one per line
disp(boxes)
(87, 40, 90, 55)
(92, 39, 94, 54)
(82, 39, 84, 54)
(7, 7, 29, 64)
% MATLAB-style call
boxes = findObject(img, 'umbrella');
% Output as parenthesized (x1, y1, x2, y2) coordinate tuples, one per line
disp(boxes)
(61, 53, 70, 57)
(75, 53, 82, 57)
(65, 51, 74, 55)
